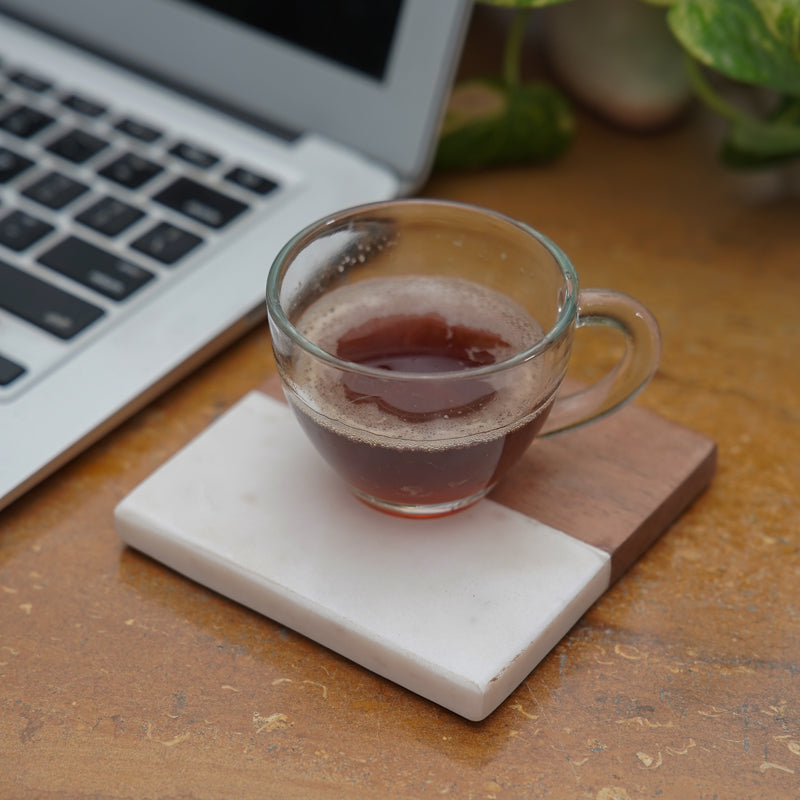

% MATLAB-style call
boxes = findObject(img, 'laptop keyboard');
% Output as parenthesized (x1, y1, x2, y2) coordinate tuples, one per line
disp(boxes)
(0, 59, 282, 394)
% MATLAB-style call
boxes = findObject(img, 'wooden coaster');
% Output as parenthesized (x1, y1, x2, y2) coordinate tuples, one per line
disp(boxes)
(261, 377, 717, 586)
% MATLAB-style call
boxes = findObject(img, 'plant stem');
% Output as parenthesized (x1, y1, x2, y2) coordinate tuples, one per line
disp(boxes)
(684, 55, 746, 125)
(503, 8, 533, 87)
(686, 55, 800, 157)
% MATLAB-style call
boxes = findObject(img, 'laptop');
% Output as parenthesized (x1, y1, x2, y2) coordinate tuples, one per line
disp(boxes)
(0, 0, 472, 511)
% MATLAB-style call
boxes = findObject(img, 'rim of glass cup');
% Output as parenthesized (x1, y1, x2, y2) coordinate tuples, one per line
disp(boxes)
(265, 199, 579, 382)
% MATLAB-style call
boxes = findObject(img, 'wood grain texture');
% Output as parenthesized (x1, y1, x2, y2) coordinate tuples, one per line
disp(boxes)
(491, 403, 717, 584)
(2, 12, 799, 799)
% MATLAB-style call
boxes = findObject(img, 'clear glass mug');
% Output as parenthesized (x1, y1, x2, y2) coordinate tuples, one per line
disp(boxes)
(266, 199, 660, 518)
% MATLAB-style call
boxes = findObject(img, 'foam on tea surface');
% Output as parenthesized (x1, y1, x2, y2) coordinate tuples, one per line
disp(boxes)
(291, 276, 549, 447)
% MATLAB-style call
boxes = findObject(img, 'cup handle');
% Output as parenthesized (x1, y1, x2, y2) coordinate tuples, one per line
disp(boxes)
(540, 289, 662, 436)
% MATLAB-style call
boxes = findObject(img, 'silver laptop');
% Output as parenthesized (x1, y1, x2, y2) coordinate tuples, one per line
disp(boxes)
(0, 0, 471, 510)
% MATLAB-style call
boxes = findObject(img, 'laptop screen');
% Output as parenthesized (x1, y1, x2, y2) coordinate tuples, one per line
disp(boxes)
(185, 1, 404, 81)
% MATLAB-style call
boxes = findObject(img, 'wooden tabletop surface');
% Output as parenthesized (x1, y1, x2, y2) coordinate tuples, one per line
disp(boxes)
(3, 17, 799, 800)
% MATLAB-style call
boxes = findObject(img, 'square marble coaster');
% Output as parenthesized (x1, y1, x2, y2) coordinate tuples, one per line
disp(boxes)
(115, 391, 612, 720)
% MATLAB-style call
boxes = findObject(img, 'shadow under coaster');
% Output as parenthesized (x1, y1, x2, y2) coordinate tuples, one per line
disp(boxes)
(114, 386, 716, 721)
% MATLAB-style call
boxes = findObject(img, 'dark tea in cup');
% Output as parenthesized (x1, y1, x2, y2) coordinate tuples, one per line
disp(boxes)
(288, 275, 554, 512)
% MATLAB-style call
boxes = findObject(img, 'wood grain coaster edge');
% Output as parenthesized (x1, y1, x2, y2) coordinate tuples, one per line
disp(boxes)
(258, 376, 717, 586)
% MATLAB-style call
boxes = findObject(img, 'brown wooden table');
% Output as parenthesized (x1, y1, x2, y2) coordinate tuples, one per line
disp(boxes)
(3, 21, 800, 800)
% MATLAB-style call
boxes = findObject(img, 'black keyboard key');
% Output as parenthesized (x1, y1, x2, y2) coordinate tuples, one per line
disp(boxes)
(0, 146, 34, 183)
(114, 117, 162, 143)
(61, 93, 106, 118)
(131, 222, 203, 265)
(38, 236, 154, 301)
(154, 177, 247, 229)
(0, 258, 104, 339)
(169, 141, 219, 169)
(8, 71, 52, 93)
(22, 171, 89, 210)
(47, 128, 109, 164)
(0, 210, 54, 251)
(76, 196, 145, 237)
(99, 152, 163, 189)
(225, 166, 279, 196)
(0, 353, 26, 386)
(0, 104, 55, 139)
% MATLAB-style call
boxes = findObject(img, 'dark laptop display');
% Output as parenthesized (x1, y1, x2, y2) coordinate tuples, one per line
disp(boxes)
(187, 0, 404, 80)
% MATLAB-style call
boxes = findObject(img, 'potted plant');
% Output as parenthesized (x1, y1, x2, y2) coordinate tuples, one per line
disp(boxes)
(436, 0, 800, 174)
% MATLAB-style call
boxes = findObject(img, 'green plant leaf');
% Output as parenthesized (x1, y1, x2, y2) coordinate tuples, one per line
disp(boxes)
(435, 78, 574, 170)
(668, 0, 800, 94)
(753, 0, 800, 56)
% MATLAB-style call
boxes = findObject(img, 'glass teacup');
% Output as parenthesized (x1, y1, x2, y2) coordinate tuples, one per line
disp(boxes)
(267, 200, 660, 517)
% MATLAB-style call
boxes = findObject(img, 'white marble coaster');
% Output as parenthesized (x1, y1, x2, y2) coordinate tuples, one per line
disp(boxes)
(114, 392, 611, 720)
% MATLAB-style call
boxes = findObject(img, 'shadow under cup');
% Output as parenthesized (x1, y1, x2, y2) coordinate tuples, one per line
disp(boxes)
(267, 200, 660, 518)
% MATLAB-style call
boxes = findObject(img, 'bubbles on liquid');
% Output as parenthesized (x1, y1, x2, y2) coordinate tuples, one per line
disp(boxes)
(292, 275, 548, 448)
